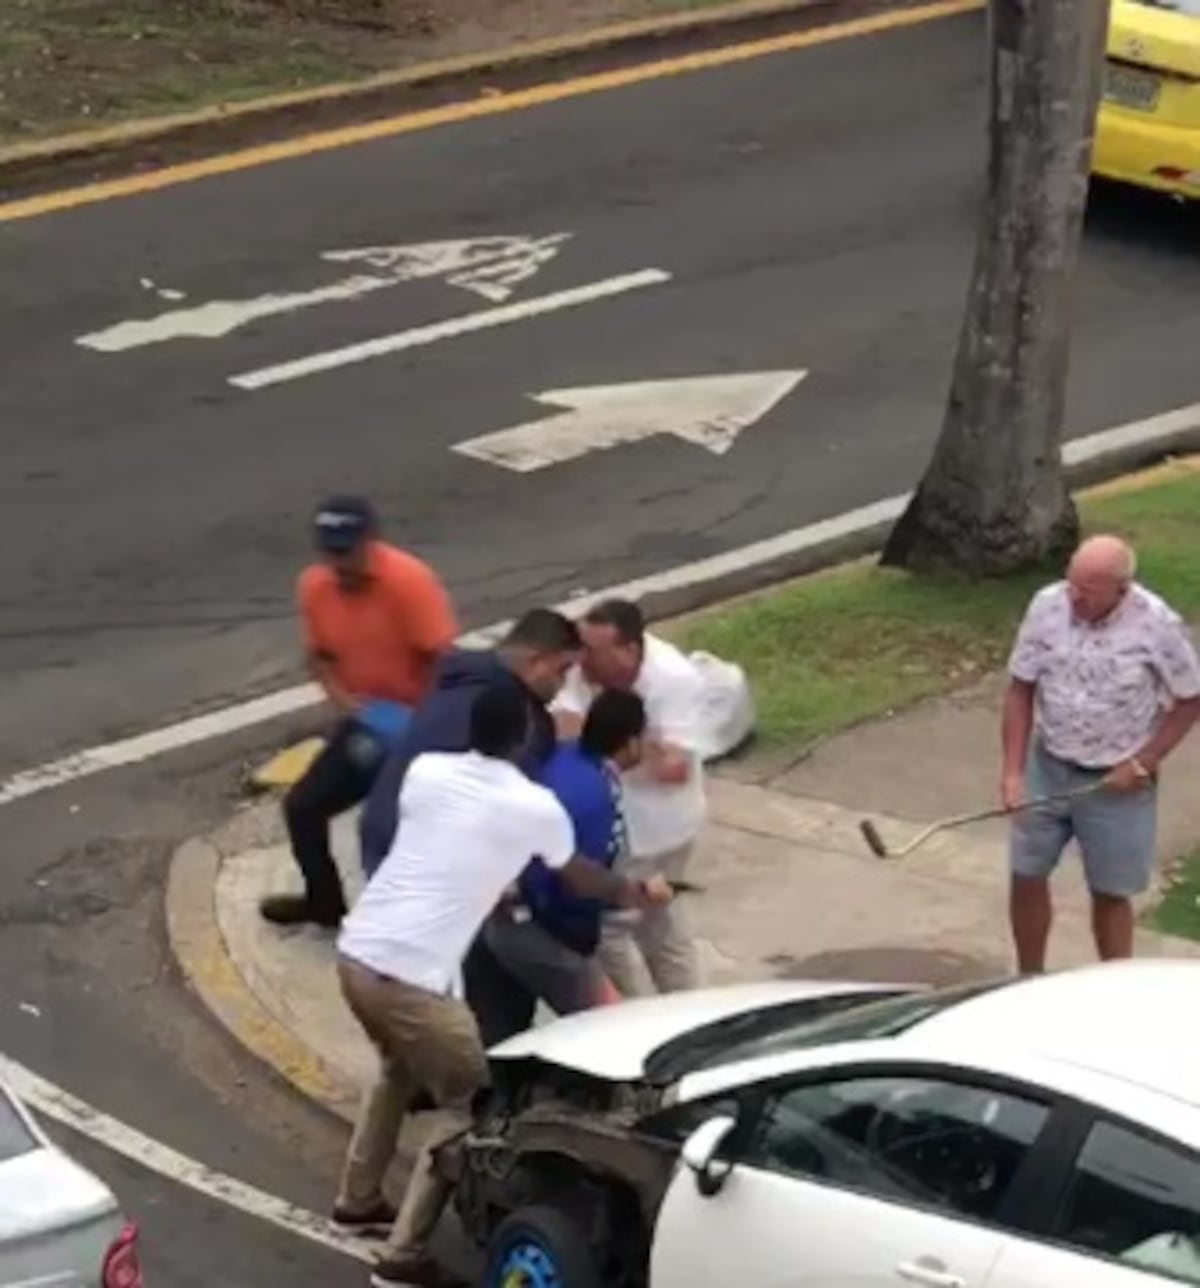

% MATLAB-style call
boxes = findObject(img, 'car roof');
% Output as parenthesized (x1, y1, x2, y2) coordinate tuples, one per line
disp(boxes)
(907, 959, 1200, 1106)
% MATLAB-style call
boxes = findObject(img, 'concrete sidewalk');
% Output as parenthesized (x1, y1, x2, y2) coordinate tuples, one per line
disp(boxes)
(167, 695, 1200, 1122)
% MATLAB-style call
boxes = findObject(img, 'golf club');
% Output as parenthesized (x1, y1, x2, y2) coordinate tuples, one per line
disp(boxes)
(858, 782, 1105, 860)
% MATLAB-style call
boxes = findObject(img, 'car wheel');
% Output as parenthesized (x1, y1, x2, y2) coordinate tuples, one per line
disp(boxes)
(483, 1204, 603, 1288)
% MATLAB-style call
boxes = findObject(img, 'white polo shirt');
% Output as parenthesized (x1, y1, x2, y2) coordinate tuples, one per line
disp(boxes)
(554, 633, 706, 857)
(338, 750, 575, 997)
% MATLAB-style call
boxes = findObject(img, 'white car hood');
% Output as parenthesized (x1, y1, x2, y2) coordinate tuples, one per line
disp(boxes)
(489, 980, 895, 1082)
(0, 1146, 118, 1242)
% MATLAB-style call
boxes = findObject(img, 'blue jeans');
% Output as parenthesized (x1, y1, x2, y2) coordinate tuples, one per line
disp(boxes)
(1010, 741, 1157, 898)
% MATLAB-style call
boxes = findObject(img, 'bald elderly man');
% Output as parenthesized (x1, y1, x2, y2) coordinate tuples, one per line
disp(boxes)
(1001, 534, 1200, 972)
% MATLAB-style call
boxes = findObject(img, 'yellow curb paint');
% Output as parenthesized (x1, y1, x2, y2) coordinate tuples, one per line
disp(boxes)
(249, 738, 326, 790)
(165, 838, 357, 1118)
(0, 0, 837, 168)
(0, 0, 980, 226)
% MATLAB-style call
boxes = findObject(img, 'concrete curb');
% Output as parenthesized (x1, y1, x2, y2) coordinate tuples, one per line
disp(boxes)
(167, 772, 1200, 1119)
(166, 835, 361, 1117)
(505, 405, 1200, 631)
(0, 0, 871, 191)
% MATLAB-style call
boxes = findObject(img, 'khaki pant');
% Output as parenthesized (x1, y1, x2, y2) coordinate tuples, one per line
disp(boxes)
(598, 842, 701, 996)
(336, 957, 487, 1258)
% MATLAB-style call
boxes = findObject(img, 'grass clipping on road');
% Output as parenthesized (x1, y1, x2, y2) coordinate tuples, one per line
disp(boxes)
(0, 0, 737, 142)
(680, 463, 1200, 753)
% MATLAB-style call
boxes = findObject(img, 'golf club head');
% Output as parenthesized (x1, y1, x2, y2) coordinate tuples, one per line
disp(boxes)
(858, 819, 889, 859)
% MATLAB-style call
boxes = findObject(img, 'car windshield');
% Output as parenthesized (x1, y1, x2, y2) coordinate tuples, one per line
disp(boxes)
(1130, 0, 1200, 15)
(652, 979, 1014, 1079)
(0, 1087, 37, 1164)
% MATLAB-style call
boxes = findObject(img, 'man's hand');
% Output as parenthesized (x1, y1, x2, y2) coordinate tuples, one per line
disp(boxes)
(643, 741, 691, 785)
(614, 874, 674, 910)
(638, 875, 674, 906)
(554, 710, 584, 739)
(1102, 759, 1153, 794)
(1001, 771, 1025, 813)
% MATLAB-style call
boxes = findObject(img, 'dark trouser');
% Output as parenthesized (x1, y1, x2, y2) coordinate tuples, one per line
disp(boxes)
(284, 717, 386, 915)
(462, 927, 535, 1048)
(462, 911, 605, 1048)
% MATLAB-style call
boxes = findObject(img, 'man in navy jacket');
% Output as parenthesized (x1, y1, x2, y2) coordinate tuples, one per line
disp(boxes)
(358, 609, 578, 878)
(357, 608, 583, 1045)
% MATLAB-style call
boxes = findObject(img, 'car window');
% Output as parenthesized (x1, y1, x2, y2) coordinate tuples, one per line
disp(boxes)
(1055, 1120, 1200, 1284)
(0, 1087, 37, 1163)
(654, 980, 1015, 1079)
(745, 1075, 1049, 1225)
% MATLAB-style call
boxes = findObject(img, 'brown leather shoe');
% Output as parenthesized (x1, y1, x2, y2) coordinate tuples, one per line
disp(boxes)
(331, 1198, 396, 1233)
(259, 892, 344, 928)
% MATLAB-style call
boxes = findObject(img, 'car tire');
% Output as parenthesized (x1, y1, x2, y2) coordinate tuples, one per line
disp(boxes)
(483, 1204, 603, 1288)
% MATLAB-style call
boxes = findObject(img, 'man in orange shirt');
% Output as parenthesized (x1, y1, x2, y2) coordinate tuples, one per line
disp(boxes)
(260, 497, 457, 929)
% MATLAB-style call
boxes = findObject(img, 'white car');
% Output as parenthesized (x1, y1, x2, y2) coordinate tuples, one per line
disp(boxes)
(0, 1072, 143, 1287)
(443, 960, 1200, 1288)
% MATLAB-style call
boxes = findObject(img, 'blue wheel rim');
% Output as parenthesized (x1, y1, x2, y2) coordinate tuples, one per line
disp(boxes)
(491, 1238, 563, 1288)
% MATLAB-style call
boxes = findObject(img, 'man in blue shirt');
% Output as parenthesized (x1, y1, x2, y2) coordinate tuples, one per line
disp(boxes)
(482, 689, 646, 1031)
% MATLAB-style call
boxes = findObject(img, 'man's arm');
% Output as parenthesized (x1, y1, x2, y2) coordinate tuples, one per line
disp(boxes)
(1000, 592, 1050, 810)
(1106, 618, 1200, 791)
(298, 576, 359, 715)
(309, 652, 360, 715)
(559, 856, 671, 908)
(394, 562, 458, 698)
(550, 665, 589, 738)
(640, 659, 703, 785)
(1000, 679, 1036, 810)
(1136, 697, 1200, 775)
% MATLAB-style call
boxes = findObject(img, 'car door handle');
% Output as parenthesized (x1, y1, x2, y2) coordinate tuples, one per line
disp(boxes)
(896, 1261, 966, 1288)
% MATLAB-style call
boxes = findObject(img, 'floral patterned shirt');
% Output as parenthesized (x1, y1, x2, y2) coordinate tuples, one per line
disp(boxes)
(1008, 581, 1200, 768)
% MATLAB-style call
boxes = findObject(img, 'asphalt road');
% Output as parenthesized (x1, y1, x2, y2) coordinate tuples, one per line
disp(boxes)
(1, 7, 1199, 1285)
(2, 4, 1199, 775)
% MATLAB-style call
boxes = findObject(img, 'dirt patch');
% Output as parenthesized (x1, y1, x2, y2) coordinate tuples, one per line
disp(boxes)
(0, 0, 735, 142)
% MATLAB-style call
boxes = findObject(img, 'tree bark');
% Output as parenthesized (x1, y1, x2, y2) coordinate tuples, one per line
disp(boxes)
(881, 0, 1109, 575)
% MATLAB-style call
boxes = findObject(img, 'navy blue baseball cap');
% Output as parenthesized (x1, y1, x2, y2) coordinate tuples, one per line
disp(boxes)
(313, 496, 376, 554)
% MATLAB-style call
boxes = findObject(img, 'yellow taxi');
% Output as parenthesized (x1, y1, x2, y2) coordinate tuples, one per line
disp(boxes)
(1095, 0, 1200, 199)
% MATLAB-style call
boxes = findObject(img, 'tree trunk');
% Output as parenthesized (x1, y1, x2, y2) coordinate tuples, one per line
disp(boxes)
(881, 0, 1109, 575)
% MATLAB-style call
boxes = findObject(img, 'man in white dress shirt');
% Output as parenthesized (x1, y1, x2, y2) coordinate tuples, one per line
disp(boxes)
(554, 598, 705, 996)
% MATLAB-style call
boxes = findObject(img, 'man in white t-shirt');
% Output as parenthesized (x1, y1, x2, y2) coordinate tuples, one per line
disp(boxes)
(333, 681, 669, 1288)
(554, 598, 705, 996)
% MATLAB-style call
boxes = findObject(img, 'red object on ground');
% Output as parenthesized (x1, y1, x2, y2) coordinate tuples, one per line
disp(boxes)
(103, 1223, 143, 1288)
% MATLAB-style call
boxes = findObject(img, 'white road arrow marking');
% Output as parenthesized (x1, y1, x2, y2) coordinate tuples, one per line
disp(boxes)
(322, 233, 569, 303)
(452, 371, 808, 472)
(75, 234, 570, 353)
(229, 269, 671, 391)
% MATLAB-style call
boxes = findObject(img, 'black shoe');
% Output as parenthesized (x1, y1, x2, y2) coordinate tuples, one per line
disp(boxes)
(332, 1198, 396, 1233)
(259, 892, 345, 928)
(369, 1254, 464, 1287)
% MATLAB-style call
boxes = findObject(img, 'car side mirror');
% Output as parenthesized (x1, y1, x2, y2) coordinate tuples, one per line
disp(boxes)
(681, 1114, 737, 1198)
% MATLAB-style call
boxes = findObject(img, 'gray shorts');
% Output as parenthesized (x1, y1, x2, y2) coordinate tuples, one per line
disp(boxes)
(482, 912, 604, 1016)
(1010, 741, 1157, 897)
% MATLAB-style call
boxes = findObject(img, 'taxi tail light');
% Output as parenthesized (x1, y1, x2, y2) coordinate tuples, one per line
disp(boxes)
(102, 1221, 144, 1288)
